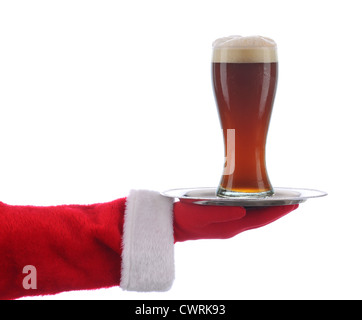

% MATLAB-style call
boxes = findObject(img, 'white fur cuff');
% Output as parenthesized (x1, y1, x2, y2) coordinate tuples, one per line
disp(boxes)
(120, 190, 175, 292)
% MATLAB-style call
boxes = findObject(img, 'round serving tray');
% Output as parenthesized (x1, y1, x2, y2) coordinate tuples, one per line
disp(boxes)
(161, 187, 327, 207)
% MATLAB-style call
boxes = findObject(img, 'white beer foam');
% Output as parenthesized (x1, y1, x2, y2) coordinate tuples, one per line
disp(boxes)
(212, 35, 277, 63)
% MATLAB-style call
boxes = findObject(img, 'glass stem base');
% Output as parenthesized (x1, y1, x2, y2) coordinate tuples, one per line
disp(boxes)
(217, 186, 274, 198)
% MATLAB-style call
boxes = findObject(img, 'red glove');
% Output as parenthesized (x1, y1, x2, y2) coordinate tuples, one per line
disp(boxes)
(173, 201, 299, 242)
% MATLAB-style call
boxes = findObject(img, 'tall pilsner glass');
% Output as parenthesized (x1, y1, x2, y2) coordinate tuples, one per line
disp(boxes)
(212, 36, 278, 198)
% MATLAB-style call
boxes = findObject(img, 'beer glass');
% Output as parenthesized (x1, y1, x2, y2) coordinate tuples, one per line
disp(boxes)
(212, 36, 278, 197)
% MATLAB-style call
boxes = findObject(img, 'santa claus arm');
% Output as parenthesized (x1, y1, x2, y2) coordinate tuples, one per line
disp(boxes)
(0, 190, 297, 300)
(0, 190, 175, 299)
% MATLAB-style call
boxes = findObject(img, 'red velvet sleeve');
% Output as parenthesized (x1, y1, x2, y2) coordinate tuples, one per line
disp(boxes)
(0, 198, 126, 300)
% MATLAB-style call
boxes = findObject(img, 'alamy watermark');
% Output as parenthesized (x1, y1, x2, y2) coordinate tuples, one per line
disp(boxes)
(22, 265, 37, 290)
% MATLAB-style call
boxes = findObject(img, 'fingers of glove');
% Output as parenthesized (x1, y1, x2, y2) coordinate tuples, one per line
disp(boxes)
(196, 204, 298, 240)
(240, 204, 299, 230)
(173, 201, 246, 226)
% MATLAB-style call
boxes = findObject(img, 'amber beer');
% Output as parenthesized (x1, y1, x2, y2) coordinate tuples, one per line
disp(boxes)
(212, 36, 278, 197)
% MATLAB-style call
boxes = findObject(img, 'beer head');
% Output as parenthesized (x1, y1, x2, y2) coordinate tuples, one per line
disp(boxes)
(212, 35, 277, 63)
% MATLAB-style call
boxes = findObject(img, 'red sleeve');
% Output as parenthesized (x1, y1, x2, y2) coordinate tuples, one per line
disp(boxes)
(0, 198, 126, 300)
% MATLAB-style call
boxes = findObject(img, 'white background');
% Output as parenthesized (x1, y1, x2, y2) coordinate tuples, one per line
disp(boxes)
(0, 0, 361, 299)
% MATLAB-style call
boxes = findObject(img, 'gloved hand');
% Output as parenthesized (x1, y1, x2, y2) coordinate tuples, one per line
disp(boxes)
(173, 201, 299, 242)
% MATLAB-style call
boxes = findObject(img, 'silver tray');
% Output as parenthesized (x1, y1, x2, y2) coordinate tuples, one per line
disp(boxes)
(161, 187, 327, 207)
